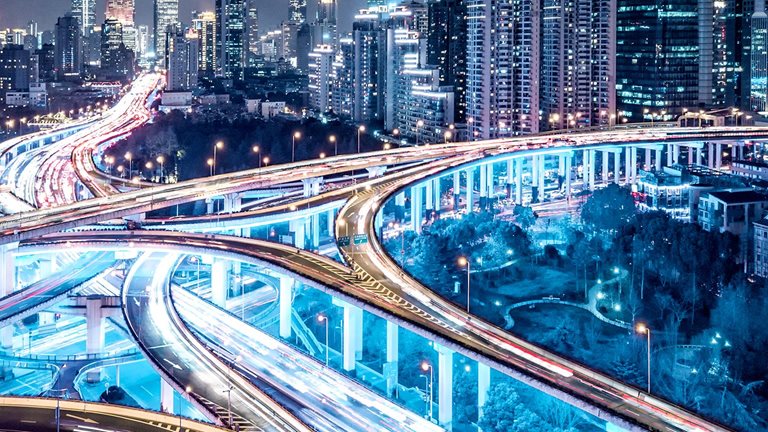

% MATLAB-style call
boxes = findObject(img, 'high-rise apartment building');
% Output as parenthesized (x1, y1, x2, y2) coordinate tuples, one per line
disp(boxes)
(166, 26, 199, 90)
(752, 0, 768, 112)
(290, 0, 308, 24)
(55, 15, 82, 77)
(71, 0, 96, 33)
(352, 10, 385, 122)
(330, 37, 355, 117)
(101, 18, 134, 79)
(193, 12, 218, 77)
(216, 0, 246, 79)
(0, 45, 31, 102)
(246, 0, 260, 66)
(308, 44, 334, 111)
(154, 0, 179, 65)
(466, 0, 540, 138)
(106, 0, 136, 51)
(540, 0, 615, 130)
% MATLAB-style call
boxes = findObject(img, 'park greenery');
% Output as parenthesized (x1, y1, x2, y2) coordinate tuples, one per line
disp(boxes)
(383, 183, 768, 431)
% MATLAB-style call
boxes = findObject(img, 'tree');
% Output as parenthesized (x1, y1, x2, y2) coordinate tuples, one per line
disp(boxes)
(580, 184, 636, 232)
(513, 205, 537, 230)
(478, 383, 547, 432)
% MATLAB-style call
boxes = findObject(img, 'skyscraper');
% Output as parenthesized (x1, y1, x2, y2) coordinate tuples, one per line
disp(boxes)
(166, 26, 198, 90)
(55, 15, 82, 77)
(313, 0, 338, 46)
(290, 0, 308, 24)
(0, 45, 31, 102)
(751, 0, 768, 112)
(308, 44, 334, 111)
(107, 0, 136, 51)
(246, 0, 260, 65)
(466, 0, 540, 138)
(216, 0, 246, 79)
(540, 0, 615, 130)
(427, 0, 467, 122)
(71, 0, 96, 33)
(193, 11, 217, 76)
(616, 0, 699, 120)
(154, 0, 179, 66)
(352, 10, 385, 122)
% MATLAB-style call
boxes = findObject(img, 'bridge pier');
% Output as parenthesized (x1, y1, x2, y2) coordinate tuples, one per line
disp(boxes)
(222, 193, 242, 213)
(479, 163, 488, 209)
(0, 244, 14, 357)
(708, 144, 714, 168)
(160, 379, 174, 413)
(411, 186, 423, 233)
(514, 158, 523, 205)
(644, 148, 651, 171)
(435, 343, 454, 429)
(432, 178, 441, 216)
(210, 259, 230, 308)
(327, 209, 336, 236)
(301, 178, 323, 197)
(696, 146, 703, 166)
(453, 172, 461, 209)
(289, 219, 306, 249)
(564, 155, 572, 199)
(334, 300, 363, 372)
(486, 163, 495, 209)
(655, 148, 662, 171)
(478, 362, 491, 420)
(279, 276, 293, 339)
(426, 179, 434, 214)
(395, 192, 406, 222)
(86, 297, 106, 382)
(506, 160, 514, 199)
(465, 167, 474, 211)
(385, 322, 399, 397)
(366, 166, 387, 178)
(602, 151, 609, 183)
(716, 143, 722, 169)
(613, 151, 621, 184)
(205, 198, 214, 215)
(537, 156, 545, 201)
(531, 156, 539, 201)
(587, 150, 596, 191)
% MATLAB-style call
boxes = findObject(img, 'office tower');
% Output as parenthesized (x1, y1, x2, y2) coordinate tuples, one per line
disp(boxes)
(246, 0, 260, 65)
(167, 26, 198, 90)
(107, 0, 136, 51)
(0, 45, 31, 101)
(296, 24, 312, 71)
(281, 21, 301, 66)
(101, 18, 134, 78)
(27, 21, 38, 38)
(290, 0, 308, 24)
(616, 0, 698, 120)
(193, 11, 217, 76)
(308, 44, 334, 111)
(40, 31, 54, 46)
(154, 0, 179, 65)
(466, 0, 540, 138)
(312, 0, 338, 47)
(352, 9, 385, 122)
(137, 25, 150, 56)
(427, 0, 467, 122)
(23, 35, 37, 51)
(331, 37, 355, 117)
(752, 0, 768, 112)
(36, 44, 56, 81)
(216, 0, 246, 79)
(55, 15, 82, 77)
(71, 0, 96, 33)
(540, 0, 615, 130)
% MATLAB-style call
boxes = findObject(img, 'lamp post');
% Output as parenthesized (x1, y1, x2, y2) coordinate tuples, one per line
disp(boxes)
(317, 313, 330, 366)
(636, 322, 651, 393)
(145, 161, 153, 181)
(156, 155, 165, 183)
(213, 141, 223, 175)
(458, 256, 470, 313)
(421, 361, 433, 421)
(252, 145, 261, 168)
(357, 125, 366, 153)
(292, 131, 301, 162)
(263, 156, 270, 167)
(329, 135, 337, 156)
(125, 152, 133, 178)
(444, 130, 452, 143)
(207, 158, 214, 176)
(416, 120, 424, 146)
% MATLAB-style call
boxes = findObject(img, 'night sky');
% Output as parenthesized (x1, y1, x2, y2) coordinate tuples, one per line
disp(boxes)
(0, 0, 365, 35)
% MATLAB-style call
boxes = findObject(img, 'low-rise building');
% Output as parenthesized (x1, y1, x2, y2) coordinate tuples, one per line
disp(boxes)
(698, 189, 768, 235)
(731, 160, 768, 181)
(754, 218, 768, 277)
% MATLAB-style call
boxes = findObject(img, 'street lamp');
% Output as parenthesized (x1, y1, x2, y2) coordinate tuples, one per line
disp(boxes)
(213, 141, 223, 175)
(252, 145, 261, 168)
(292, 131, 301, 162)
(416, 120, 424, 146)
(421, 361, 433, 421)
(329, 135, 337, 156)
(145, 161, 153, 180)
(156, 155, 165, 183)
(317, 313, 330, 366)
(207, 158, 214, 176)
(263, 156, 270, 167)
(458, 256, 470, 313)
(116, 165, 124, 178)
(636, 322, 651, 393)
(125, 152, 133, 178)
(444, 130, 452, 143)
(357, 125, 366, 153)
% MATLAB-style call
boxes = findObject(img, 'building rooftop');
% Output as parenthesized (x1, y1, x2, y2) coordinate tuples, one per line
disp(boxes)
(706, 189, 768, 205)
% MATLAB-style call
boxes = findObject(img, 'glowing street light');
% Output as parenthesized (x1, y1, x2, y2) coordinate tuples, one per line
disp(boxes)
(207, 158, 214, 176)
(635, 322, 651, 393)
(357, 125, 366, 154)
(420, 361, 434, 421)
(252, 145, 261, 168)
(329, 135, 337, 156)
(125, 152, 133, 178)
(156, 155, 165, 182)
(458, 256, 471, 313)
(317, 313, 330, 366)
(213, 141, 224, 175)
(292, 131, 301, 162)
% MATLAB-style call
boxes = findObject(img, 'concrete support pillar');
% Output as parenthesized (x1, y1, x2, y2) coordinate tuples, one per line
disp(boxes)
(86, 297, 105, 382)
(514, 159, 523, 205)
(558, 155, 565, 177)
(289, 219, 306, 249)
(564, 155, 572, 199)
(0, 244, 16, 298)
(506, 159, 514, 198)
(38, 312, 55, 326)
(311, 213, 320, 249)
(435, 343, 454, 428)
(739, 144, 744, 160)
(588, 150, 596, 191)
(708, 143, 714, 168)
(486, 163, 494, 203)
(301, 178, 323, 197)
(673, 144, 680, 164)
(385, 322, 399, 397)
(478, 363, 491, 420)
(340, 302, 363, 371)
(666, 144, 673, 166)
(279, 277, 293, 339)
(631, 147, 638, 183)
(479, 163, 488, 209)
(453, 172, 461, 209)
(645, 148, 651, 170)
(624, 148, 631, 184)
(222, 193, 242, 213)
(411, 186, 423, 233)
(716, 143, 722, 169)
(602, 151, 609, 183)
(531, 155, 539, 202)
(205, 198, 214, 215)
(613, 151, 621, 184)
(433, 179, 441, 213)
(366, 166, 386, 178)
(696, 146, 703, 166)
(425, 180, 434, 211)
(688, 146, 694, 164)
(327, 209, 335, 236)
(655, 148, 662, 171)
(160, 379, 174, 413)
(538, 156, 546, 201)
(395, 192, 406, 222)
(210, 259, 229, 308)
(465, 168, 474, 212)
